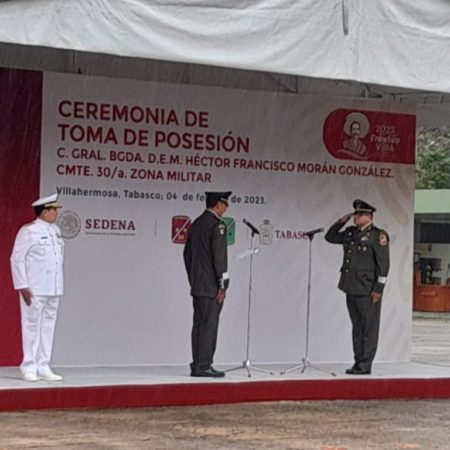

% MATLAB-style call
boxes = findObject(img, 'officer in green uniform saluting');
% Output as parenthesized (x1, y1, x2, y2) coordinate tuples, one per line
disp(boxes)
(183, 191, 231, 378)
(325, 199, 390, 375)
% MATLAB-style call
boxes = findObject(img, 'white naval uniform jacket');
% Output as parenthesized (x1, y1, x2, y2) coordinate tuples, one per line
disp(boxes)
(10, 218, 64, 296)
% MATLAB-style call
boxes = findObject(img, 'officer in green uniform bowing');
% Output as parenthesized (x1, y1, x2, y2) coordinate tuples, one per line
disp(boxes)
(325, 199, 390, 375)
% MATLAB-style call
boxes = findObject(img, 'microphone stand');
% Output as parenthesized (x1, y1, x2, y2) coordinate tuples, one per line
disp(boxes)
(280, 232, 336, 376)
(226, 228, 274, 377)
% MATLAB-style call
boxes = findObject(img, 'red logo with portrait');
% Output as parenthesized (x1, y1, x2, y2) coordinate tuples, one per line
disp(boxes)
(323, 109, 415, 164)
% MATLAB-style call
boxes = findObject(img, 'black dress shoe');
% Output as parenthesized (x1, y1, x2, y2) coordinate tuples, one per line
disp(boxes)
(347, 367, 371, 375)
(209, 367, 225, 377)
(192, 367, 225, 378)
(345, 365, 360, 374)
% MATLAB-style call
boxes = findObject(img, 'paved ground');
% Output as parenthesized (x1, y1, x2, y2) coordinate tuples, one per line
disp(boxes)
(0, 312, 449, 450)
(412, 312, 450, 365)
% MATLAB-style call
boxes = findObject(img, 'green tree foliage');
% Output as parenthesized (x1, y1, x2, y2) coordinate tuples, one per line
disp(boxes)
(416, 127, 450, 189)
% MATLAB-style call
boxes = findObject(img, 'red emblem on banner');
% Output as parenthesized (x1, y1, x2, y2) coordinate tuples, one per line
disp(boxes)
(171, 215, 191, 244)
(323, 109, 415, 164)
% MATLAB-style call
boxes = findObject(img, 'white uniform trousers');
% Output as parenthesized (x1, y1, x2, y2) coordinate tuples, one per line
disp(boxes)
(19, 294, 59, 375)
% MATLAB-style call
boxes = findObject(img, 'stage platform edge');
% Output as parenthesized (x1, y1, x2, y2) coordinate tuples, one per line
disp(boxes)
(1, 363, 450, 411)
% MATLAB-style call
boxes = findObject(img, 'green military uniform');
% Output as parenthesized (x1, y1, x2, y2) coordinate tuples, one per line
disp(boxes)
(183, 191, 231, 377)
(325, 199, 390, 374)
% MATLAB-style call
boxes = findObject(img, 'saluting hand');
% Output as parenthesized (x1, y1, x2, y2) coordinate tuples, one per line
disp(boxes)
(20, 288, 33, 306)
(339, 213, 354, 223)
(216, 289, 226, 304)
(371, 291, 382, 304)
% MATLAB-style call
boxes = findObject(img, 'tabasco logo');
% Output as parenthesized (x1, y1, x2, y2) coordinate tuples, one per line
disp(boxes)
(323, 109, 416, 164)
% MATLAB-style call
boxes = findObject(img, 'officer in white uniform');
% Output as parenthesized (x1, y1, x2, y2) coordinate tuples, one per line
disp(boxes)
(10, 193, 64, 382)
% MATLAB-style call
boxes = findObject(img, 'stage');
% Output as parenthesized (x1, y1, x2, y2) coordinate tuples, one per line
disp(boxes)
(1, 362, 450, 411)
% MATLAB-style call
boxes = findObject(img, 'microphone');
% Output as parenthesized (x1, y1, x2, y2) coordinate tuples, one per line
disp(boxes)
(303, 227, 325, 237)
(242, 218, 260, 235)
(236, 248, 260, 260)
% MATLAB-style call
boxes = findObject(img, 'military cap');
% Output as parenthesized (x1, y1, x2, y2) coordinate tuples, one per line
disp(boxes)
(205, 191, 232, 208)
(353, 199, 376, 214)
(31, 193, 62, 208)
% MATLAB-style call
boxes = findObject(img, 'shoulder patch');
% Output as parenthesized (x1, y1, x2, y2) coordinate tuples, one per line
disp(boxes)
(218, 223, 226, 235)
(379, 230, 389, 246)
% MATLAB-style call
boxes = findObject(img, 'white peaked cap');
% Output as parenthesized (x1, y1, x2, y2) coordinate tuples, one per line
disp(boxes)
(31, 193, 62, 208)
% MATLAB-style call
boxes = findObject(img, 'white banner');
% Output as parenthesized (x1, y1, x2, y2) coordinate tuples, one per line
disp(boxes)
(41, 72, 415, 366)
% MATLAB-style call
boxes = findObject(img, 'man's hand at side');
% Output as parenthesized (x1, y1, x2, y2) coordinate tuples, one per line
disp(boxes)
(216, 289, 226, 304)
(20, 288, 33, 306)
(371, 291, 382, 304)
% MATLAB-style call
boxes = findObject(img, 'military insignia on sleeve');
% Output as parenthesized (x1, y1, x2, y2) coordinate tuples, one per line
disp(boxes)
(379, 231, 389, 246)
(219, 224, 226, 235)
